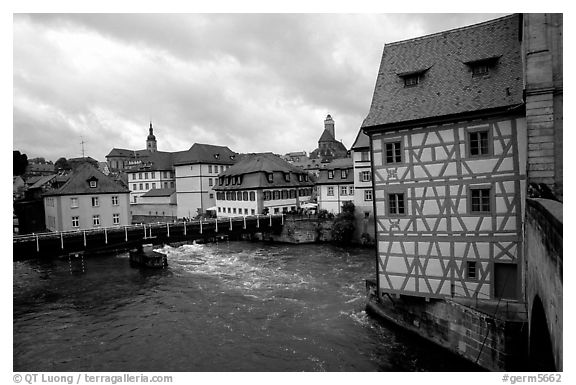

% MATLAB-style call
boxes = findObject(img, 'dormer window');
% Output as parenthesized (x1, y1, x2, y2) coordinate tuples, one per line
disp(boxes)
(398, 67, 430, 88)
(341, 170, 347, 179)
(284, 173, 290, 182)
(328, 170, 334, 179)
(226, 176, 230, 185)
(465, 56, 500, 77)
(214, 153, 220, 159)
(230, 155, 235, 160)
(87, 176, 98, 188)
(404, 75, 419, 87)
(267, 173, 274, 183)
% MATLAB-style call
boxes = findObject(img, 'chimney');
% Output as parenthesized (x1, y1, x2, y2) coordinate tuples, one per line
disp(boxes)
(324, 114, 335, 138)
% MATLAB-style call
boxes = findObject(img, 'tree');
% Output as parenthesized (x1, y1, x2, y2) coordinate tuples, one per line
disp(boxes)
(331, 201, 356, 245)
(54, 157, 71, 172)
(13, 151, 28, 176)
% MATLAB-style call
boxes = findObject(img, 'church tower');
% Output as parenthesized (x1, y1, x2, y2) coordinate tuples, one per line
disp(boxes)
(324, 114, 335, 138)
(147, 122, 157, 152)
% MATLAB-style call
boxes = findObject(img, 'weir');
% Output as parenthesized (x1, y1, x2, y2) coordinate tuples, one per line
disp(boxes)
(13, 214, 285, 260)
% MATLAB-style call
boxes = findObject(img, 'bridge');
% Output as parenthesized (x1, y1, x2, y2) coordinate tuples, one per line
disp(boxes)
(13, 214, 285, 260)
(524, 198, 563, 371)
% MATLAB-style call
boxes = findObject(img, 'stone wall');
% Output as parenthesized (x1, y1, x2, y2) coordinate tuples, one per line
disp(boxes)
(523, 198, 563, 370)
(366, 291, 527, 371)
(267, 217, 333, 243)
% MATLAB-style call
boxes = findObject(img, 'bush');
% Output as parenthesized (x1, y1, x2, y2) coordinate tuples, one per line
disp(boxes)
(331, 201, 356, 245)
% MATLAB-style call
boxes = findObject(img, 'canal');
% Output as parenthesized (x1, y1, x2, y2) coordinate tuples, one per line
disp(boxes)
(13, 242, 478, 371)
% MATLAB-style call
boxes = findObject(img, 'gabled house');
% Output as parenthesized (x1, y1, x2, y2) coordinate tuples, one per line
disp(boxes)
(43, 163, 130, 231)
(362, 14, 526, 301)
(172, 143, 238, 218)
(351, 129, 375, 240)
(316, 158, 354, 214)
(214, 153, 313, 217)
(125, 150, 175, 204)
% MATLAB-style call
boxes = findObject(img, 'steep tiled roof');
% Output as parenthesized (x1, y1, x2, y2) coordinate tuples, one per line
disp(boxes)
(141, 188, 175, 197)
(173, 143, 237, 165)
(28, 174, 56, 189)
(362, 14, 524, 130)
(318, 129, 336, 142)
(316, 159, 355, 185)
(126, 151, 174, 172)
(44, 163, 129, 196)
(351, 129, 370, 150)
(106, 148, 149, 158)
(214, 153, 313, 191)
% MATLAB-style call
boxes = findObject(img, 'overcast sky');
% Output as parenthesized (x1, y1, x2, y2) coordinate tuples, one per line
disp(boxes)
(13, 13, 507, 162)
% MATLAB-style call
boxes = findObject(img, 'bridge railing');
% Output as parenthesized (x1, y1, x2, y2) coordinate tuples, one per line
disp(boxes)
(13, 213, 286, 243)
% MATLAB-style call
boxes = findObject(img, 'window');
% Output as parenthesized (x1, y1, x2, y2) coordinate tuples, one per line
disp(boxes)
(341, 186, 347, 196)
(151, 172, 155, 178)
(139, 173, 142, 180)
(145, 183, 149, 190)
(388, 193, 405, 215)
(208, 165, 212, 173)
(144, 172, 148, 179)
(250, 192, 255, 201)
(341, 170, 347, 179)
(364, 189, 373, 201)
(404, 74, 419, 87)
(232, 177, 236, 185)
(112, 196, 119, 206)
(360, 151, 370, 162)
(361, 171, 371, 182)
(227, 208, 231, 213)
(233, 208, 237, 214)
(91, 197, 99, 207)
(243, 192, 249, 201)
(133, 184, 137, 191)
(282, 190, 288, 199)
(267, 173, 274, 183)
(284, 173, 290, 182)
(274, 208, 280, 214)
(231, 192, 236, 201)
(289, 190, 296, 199)
(237, 192, 243, 201)
(132, 174, 136, 180)
(71, 197, 78, 208)
(113, 213, 120, 225)
(328, 170, 334, 179)
(218, 207, 221, 213)
(133, 196, 137, 203)
(385, 141, 402, 164)
(273, 190, 280, 200)
(72, 216, 79, 228)
(89, 180, 97, 188)
(470, 188, 491, 213)
(349, 187, 354, 195)
(164, 182, 168, 188)
(466, 261, 477, 280)
(209, 193, 214, 199)
(468, 130, 490, 156)
(209, 178, 213, 187)
(244, 208, 248, 215)
(327, 187, 334, 196)
(93, 215, 100, 227)
(251, 209, 255, 215)
(152, 183, 156, 189)
(139, 183, 143, 190)
(472, 63, 489, 76)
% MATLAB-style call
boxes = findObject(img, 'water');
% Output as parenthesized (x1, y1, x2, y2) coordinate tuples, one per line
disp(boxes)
(13, 242, 478, 372)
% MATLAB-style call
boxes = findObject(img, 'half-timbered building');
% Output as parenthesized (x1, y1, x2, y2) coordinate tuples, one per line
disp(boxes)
(362, 14, 527, 301)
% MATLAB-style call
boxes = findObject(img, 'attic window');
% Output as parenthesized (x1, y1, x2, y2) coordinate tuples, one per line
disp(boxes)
(214, 153, 220, 159)
(397, 67, 430, 88)
(90, 180, 97, 188)
(404, 75, 420, 87)
(284, 173, 290, 182)
(465, 56, 500, 77)
(267, 173, 274, 183)
(230, 155, 235, 160)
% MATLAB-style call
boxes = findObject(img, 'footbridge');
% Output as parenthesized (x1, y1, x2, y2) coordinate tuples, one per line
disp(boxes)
(13, 214, 285, 260)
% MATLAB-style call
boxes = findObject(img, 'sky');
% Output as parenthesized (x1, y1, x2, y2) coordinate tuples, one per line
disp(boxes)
(13, 12, 508, 162)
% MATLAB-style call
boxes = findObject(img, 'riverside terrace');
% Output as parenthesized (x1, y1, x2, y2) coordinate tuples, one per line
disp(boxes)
(13, 214, 285, 260)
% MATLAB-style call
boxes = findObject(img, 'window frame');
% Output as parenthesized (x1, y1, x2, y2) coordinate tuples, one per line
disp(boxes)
(91, 197, 99, 207)
(92, 214, 101, 227)
(113, 213, 120, 225)
(72, 216, 79, 228)
(364, 189, 373, 201)
(71, 197, 79, 208)
(384, 139, 404, 165)
(466, 125, 493, 158)
(386, 190, 407, 217)
(327, 170, 334, 179)
(327, 186, 334, 196)
(466, 261, 478, 280)
(468, 185, 493, 215)
(112, 196, 119, 206)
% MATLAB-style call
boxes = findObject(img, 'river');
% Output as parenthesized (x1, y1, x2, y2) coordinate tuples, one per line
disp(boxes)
(13, 241, 478, 371)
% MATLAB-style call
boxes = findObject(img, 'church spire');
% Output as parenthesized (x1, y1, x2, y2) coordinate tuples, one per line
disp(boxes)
(146, 122, 157, 152)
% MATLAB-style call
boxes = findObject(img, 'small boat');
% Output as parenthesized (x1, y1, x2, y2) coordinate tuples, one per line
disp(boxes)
(129, 244, 168, 268)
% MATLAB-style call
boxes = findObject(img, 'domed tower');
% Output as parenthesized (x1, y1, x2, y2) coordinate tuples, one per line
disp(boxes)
(146, 122, 157, 152)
